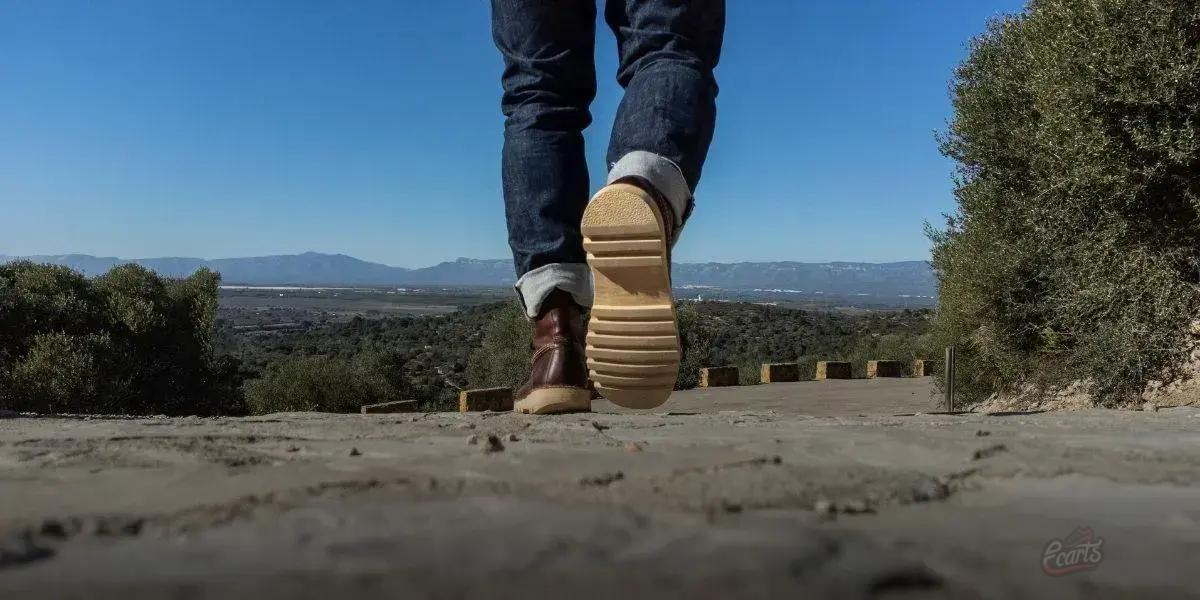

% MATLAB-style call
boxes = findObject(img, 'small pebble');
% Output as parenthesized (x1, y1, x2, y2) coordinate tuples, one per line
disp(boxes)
(626, 442, 642, 453)
(580, 471, 624, 486)
(484, 434, 505, 453)
(286, 446, 300, 453)
(841, 499, 873, 514)
(813, 500, 834, 515)
(507, 433, 519, 442)
(40, 520, 69, 539)
(975, 430, 991, 437)
(348, 448, 362, 457)
(466, 434, 479, 445)
(912, 479, 949, 502)
(971, 443, 1007, 461)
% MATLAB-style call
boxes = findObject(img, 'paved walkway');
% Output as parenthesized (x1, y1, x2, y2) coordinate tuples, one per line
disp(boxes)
(1, 380, 1197, 598)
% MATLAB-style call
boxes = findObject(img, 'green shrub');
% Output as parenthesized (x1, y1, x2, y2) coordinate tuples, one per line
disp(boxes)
(736, 360, 764, 386)
(932, 0, 1200, 405)
(0, 262, 243, 415)
(6, 333, 110, 414)
(244, 353, 404, 414)
(0, 263, 102, 365)
(675, 302, 714, 389)
(841, 333, 938, 378)
(464, 300, 532, 391)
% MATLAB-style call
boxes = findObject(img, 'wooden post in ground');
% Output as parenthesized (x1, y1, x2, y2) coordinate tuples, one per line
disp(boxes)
(760, 363, 800, 383)
(944, 346, 956, 412)
(459, 388, 514, 412)
(866, 360, 905, 378)
(913, 359, 939, 377)
(699, 366, 739, 388)
(361, 400, 420, 414)
(815, 361, 852, 380)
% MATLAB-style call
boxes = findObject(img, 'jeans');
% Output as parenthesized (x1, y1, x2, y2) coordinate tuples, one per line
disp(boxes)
(491, 0, 724, 317)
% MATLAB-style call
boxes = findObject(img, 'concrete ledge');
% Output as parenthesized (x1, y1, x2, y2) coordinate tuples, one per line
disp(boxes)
(815, 361, 852, 380)
(913, 360, 939, 378)
(361, 400, 419, 414)
(867, 361, 905, 378)
(760, 363, 800, 383)
(700, 366, 739, 388)
(458, 388, 513, 412)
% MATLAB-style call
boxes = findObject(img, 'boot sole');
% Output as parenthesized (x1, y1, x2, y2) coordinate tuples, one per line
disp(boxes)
(582, 183, 679, 410)
(514, 387, 592, 415)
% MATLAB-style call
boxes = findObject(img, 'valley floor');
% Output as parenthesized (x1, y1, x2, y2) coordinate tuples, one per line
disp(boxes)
(1, 380, 1197, 598)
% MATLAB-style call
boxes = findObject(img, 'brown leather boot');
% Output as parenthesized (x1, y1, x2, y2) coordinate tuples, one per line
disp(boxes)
(514, 289, 592, 414)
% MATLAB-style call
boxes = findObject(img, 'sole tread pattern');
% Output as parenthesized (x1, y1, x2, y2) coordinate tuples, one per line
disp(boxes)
(586, 333, 678, 350)
(587, 256, 662, 268)
(591, 305, 675, 320)
(586, 347, 679, 362)
(582, 183, 680, 409)
(588, 319, 677, 335)
(586, 359, 678, 375)
(590, 372, 678, 389)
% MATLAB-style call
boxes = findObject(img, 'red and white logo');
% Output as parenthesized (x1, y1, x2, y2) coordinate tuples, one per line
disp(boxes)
(1042, 527, 1104, 576)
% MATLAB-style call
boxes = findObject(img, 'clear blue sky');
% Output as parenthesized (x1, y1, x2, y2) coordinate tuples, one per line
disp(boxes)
(0, 0, 1025, 268)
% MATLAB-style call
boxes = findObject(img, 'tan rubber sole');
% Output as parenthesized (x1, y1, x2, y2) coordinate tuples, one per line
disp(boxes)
(582, 182, 679, 410)
(514, 387, 592, 415)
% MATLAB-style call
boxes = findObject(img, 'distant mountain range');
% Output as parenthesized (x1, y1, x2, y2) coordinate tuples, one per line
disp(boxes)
(0, 252, 937, 298)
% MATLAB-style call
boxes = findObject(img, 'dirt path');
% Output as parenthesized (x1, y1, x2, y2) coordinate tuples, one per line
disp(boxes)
(1, 380, 1197, 598)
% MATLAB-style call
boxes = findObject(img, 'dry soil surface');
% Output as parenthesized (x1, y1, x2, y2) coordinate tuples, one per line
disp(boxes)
(1, 379, 1198, 599)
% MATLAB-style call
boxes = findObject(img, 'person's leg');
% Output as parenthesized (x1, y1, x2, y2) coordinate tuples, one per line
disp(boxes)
(491, 0, 597, 318)
(604, 0, 725, 230)
(581, 0, 724, 410)
(491, 0, 596, 414)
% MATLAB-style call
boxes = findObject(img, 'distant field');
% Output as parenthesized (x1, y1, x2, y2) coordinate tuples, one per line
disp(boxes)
(677, 287, 936, 310)
(216, 286, 511, 328)
(216, 284, 933, 332)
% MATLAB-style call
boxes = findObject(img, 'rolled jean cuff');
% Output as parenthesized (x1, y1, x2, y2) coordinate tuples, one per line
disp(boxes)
(607, 150, 691, 228)
(514, 262, 593, 318)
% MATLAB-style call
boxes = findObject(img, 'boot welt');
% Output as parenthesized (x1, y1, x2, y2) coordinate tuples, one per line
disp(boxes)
(514, 387, 592, 415)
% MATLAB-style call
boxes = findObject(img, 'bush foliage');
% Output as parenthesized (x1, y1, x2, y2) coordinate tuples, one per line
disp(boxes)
(932, 0, 1200, 405)
(0, 261, 242, 414)
(2, 259, 935, 415)
(464, 301, 532, 391)
(244, 352, 411, 414)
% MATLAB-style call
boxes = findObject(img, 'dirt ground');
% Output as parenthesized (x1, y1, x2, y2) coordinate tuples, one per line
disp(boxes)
(2, 379, 1198, 599)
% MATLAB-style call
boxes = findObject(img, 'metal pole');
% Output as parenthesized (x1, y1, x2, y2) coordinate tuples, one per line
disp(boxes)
(944, 345, 956, 412)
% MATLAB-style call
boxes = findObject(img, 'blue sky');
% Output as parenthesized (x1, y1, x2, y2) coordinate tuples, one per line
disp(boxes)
(0, 0, 1026, 268)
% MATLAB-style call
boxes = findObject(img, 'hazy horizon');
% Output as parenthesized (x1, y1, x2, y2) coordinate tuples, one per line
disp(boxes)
(0, 250, 933, 268)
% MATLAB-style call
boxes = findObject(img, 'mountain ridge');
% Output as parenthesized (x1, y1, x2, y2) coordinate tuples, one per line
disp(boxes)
(0, 252, 936, 297)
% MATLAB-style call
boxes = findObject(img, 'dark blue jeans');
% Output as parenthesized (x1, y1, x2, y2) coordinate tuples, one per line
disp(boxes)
(491, 0, 724, 315)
